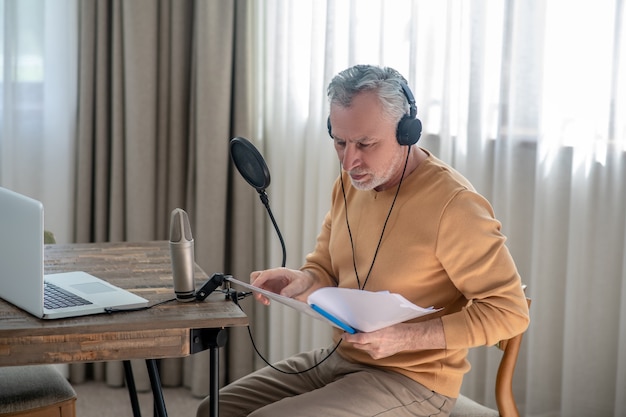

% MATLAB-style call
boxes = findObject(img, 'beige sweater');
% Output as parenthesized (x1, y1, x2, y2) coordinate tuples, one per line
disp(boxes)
(301, 149, 530, 398)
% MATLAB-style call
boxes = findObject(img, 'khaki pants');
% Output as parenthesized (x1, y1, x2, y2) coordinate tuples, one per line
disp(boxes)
(197, 346, 455, 417)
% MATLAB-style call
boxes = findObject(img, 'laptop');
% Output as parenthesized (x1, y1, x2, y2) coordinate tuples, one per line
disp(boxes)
(0, 186, 149, 319)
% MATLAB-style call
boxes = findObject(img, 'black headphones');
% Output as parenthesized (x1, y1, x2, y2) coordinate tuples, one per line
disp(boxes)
(327, 81, 423, 146)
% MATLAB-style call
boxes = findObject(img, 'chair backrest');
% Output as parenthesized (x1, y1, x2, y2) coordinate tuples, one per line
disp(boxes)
(493, 296, 532, 417)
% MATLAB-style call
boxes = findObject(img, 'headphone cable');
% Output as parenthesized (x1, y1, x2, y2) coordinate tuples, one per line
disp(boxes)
(228, 289, 342, 374)
(341, 145, 411, 290)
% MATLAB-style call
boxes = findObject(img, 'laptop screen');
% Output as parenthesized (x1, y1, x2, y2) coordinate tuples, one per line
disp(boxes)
(0, 186, 46, 317)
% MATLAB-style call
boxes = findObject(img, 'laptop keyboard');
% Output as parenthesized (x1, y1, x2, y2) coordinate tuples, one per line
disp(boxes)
(44, 282, 93, 309)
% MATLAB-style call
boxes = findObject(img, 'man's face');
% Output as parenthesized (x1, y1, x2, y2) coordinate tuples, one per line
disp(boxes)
(329, 91, 407, 191)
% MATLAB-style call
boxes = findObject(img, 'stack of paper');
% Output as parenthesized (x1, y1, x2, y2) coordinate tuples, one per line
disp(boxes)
(227, 277, 440, 333)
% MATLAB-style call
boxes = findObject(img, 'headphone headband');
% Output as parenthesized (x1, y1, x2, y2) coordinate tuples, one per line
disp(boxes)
(327, 81, 422, 146)
(400, 82, 417, 119)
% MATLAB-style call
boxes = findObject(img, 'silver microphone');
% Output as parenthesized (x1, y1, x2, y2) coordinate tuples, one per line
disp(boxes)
(169, 208, 196, 301)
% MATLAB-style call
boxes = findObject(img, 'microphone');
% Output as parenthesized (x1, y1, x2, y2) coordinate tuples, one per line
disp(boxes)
(169, 208, 196, 301)
(230, 137, 286, 267)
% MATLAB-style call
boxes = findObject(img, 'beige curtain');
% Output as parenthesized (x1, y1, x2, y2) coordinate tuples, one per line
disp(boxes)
(71, 0, 263, 397)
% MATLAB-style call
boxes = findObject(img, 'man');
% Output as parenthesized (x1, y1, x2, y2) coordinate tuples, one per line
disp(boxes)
(197, 65, 529, 417)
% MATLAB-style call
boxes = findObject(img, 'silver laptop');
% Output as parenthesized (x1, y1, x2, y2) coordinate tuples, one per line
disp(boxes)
(0, 186, 149, 319)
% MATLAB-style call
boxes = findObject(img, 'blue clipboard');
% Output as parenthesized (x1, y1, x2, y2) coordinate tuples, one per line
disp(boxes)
(310, 304, 357, 334)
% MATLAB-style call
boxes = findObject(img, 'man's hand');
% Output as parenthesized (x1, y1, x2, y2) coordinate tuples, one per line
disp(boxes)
(250, 268, 319, 305)
(342, 318, 446, 359)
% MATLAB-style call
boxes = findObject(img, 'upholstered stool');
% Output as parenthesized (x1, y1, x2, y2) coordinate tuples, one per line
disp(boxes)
(0, 365, 76, 417)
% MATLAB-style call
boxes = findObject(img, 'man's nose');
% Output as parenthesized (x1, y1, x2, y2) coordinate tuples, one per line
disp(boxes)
(341, 144, 360, 171)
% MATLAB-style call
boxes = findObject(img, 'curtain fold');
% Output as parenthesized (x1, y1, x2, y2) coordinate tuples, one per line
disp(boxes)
(73, 0, 260, 397)
(0, 0, 78, 243)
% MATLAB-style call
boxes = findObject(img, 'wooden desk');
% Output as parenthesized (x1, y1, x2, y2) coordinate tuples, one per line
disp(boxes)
(0, 241, 248, 417)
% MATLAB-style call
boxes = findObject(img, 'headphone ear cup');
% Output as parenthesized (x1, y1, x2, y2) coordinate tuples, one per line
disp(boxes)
(396, 116, 422, 146)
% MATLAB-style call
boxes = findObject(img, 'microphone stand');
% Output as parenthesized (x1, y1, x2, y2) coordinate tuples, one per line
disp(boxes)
(258, 190, 286, 268)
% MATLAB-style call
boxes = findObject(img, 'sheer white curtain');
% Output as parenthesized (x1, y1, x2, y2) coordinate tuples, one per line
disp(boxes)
(0, 0, 78, 243)
(256, 1, 626, 416)
(253, 0, 338, 362)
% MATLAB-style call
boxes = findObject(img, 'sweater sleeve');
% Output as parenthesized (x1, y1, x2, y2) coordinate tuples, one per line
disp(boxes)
(437, 190, 529, 349)
(300, 210, 338, 288)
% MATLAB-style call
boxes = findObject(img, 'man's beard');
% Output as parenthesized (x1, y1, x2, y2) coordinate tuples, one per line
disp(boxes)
(347, 148, 407, 191)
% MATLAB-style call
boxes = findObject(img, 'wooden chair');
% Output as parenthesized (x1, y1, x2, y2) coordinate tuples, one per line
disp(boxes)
(451, 295, 531, 417)
(0, 231, 77, 417)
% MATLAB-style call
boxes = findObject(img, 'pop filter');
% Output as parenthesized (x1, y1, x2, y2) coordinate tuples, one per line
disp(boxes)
(230, 137, 271, 193)
(229, 136, 286, 267)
